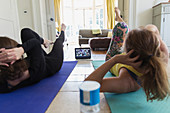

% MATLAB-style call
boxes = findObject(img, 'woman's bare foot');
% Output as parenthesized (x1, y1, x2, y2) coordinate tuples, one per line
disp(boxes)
(61, 23, 66, 31)
(115, 7, 124, 22)
(43, 39, 54, 48)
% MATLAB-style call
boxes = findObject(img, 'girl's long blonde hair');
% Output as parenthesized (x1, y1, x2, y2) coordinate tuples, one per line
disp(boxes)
(125, 29, 170, 101)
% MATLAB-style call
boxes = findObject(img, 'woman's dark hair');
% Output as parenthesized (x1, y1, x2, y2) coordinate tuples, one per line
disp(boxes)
(0, 37, 28, 84)
(124, 29, 170, 101)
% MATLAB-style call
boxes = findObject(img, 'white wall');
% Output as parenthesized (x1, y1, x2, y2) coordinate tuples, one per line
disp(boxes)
(129, 0, 154, 28)
(17, 0, 43, 37)
(32, 0, 43, 36)
(0, 0, 54, 44)
(135, 0, 154, 27)
(39, 0, 48, 40)
(0, 0, 20, 42)
(17, 0, 34, 30)
(129, 0, 169, 29)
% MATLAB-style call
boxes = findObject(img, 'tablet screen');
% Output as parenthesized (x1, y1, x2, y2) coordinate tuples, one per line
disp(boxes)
(75, 48, 91, 59)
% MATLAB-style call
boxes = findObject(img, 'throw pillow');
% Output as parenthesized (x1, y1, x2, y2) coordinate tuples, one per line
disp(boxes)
(107, 31, 112, 38)
(92, 29, 102, 35)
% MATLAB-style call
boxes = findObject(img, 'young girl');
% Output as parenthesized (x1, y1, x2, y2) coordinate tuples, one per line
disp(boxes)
(0, 24, 66, 93)
(85, 28, 170, 101)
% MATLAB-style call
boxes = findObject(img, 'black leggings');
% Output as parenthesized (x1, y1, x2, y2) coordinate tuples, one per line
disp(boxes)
(20, 28, 64, 80)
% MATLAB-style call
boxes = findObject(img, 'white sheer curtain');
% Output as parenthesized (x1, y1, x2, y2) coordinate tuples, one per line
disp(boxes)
(61, 0, 106, 44)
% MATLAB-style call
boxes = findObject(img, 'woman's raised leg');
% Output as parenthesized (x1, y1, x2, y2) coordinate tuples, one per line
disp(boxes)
(105, 22, 129, 61)
(105, 8, 129, 61)
(46, 24, 66, 73)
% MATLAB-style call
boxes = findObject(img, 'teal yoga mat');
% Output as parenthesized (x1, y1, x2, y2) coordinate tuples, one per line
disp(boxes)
(92, 60, 170, 113)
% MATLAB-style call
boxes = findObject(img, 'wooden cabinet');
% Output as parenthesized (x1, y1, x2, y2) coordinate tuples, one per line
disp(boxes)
(153, 3, 170, 52)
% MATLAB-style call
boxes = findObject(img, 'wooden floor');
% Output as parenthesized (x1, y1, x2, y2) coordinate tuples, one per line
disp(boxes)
(46, 43, 170, 113)
(46, 44, 110, 113)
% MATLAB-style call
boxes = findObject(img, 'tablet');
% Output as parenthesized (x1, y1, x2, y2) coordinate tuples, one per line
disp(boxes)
(75, 48, 91, 59)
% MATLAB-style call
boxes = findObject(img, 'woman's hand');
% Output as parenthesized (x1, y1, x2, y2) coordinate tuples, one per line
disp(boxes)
(113, 50, 143, 73)
(0, 48, 9, 66)
(43, 39, 54, 48)
(0, 47, 24, 66)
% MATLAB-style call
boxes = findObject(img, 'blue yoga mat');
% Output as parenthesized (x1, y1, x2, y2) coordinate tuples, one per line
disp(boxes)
(0, 61, 77, 113)
(92, 60, 170, 113)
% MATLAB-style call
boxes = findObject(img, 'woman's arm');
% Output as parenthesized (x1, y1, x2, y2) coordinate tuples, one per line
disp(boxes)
(85, 50, 142, 92)
(0, 39, 43, 66)
(105, 22, 129, 61)
(0, 47, 24, 66)
(144, 24, 169, 63)
(160, 40, 169, 63)
(86, 57, 117, 83)
(99, 68, 141, 93)
(0, 48, 9, 66)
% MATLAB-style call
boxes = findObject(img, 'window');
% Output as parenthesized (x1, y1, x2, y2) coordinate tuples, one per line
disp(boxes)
(95, 0, 105, 29)
(61, 0, 106, 44)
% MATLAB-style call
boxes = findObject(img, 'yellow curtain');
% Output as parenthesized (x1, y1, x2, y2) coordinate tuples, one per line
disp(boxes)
(106, 0, 115, 29)
(54, 0, 61, 32)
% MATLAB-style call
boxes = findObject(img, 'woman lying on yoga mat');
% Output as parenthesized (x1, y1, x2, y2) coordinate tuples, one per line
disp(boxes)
(0, 24, 66, 93)
(85, 28, 170, 101)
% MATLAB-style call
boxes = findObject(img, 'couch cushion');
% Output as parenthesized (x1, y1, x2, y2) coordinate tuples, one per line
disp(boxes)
(97, 29, 112, 37)
(79, 37, 92, 39)
(79, 29, 112, 45)
(79, 38, 89, 45)
(79, 29, 96, 38)
(89, 37, 111, 49)
(92, 29, 102, 35)
(79, 29, 112, 38)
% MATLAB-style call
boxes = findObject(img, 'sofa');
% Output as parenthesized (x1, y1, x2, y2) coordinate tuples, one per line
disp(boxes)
(78, 29, 112, 50)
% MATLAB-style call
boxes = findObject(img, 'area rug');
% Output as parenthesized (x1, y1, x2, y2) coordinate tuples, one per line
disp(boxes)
(92, 60, 170, 113)
(0, 61, 77, 113)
